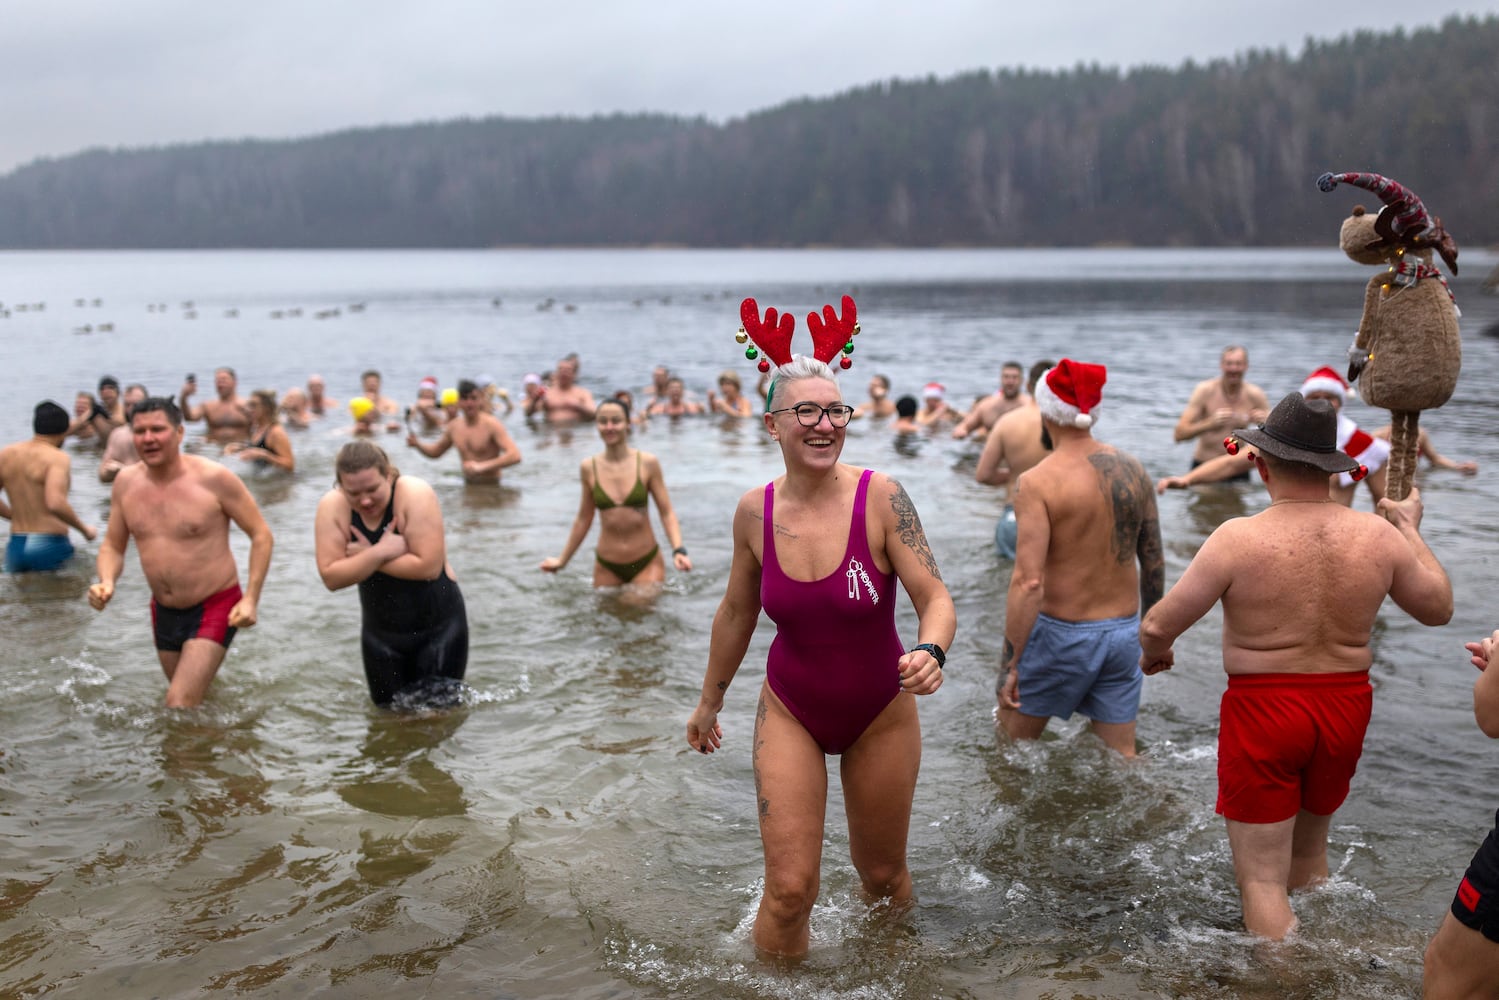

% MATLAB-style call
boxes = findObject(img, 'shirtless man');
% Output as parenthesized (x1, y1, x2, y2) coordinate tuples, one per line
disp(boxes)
(953, 361, 1029, 440)
(1174, 346, 1271, 468)
(306, 375, 338, 418)
(852, 374, 897, 420)
(98, 383, 149, 483)
(976, 360, 1054, 559)
(1, 401, 99, 572)
(88, 398, 273, 708)
(360, 370, 401, 417)
(1139, 392, 1451, 940)
(180, 367, 252, 444)
(411, 377, 445, 433)
(537, 356, 596, 424)
(1157, 367, 1390, 507)
(1000, 360, 1164, 756)
(407, 380, 522, 483)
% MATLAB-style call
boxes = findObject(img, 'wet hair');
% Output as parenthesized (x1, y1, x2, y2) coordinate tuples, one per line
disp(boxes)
(124, 383, 149, 399)
(250, 389, 280, 424)
(98, 375, 120, 392)
(872, 374, 891, 390)
(718, 369, 741, 389)
(129, 397, 183, 426)
(895, 395, 918, 419)
(457, 379, 479, 398)
(215, 367, 236, 380)
(33, 401, 69, 435)
(597, 396, 632, 423)
(360, 369, 381, 382)
(766, 356, 839, 410)
(335, 439, 396, 483)
(1002, 361, 1023, 374)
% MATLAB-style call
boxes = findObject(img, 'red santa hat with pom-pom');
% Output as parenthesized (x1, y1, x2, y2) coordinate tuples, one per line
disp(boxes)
(1035, 359, 1106, 429)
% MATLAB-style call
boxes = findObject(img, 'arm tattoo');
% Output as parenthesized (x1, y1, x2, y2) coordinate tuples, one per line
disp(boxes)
(1088, 452, 1149, 566)
(1137, 507, 1165, 613)
(889, 480, 943, 582)
(1002, 638, 1014, 669)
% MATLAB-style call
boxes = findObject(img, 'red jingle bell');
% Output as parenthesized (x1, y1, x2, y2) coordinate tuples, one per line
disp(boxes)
(1351, 464, 1368, 482)
(839, 356, 852, 370)
(1223, 437, 1239, 456)
(757, 359, 771, 373)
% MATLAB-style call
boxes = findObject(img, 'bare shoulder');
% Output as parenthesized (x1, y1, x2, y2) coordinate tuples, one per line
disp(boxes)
(316, 486, 351, 517)
(396, 473, 438, 503)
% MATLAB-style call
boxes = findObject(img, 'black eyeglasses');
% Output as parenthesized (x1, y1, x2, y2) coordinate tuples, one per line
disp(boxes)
(769, 402, 855, 427)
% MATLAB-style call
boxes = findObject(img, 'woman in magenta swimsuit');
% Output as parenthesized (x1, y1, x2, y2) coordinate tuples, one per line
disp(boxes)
(686, 355, 955, 960)
(539, 396, 692, 589)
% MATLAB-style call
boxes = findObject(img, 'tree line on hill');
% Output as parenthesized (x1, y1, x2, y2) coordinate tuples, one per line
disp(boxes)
(1, 15, 1496, 250)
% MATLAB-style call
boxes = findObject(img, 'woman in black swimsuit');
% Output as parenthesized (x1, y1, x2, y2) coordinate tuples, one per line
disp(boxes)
(226, 389, 295, 473)
(314, 440, 467, 707)
(539, 397, 692, 589)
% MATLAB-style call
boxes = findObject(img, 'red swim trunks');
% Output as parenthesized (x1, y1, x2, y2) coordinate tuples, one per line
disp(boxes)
(150, 583, 242, 652)
(1216, 670, 1372, 824)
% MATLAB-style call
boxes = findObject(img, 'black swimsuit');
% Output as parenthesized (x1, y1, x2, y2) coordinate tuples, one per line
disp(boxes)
(350, 475, 469, 706)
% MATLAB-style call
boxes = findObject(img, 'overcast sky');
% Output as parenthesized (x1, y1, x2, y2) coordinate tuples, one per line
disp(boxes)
(4, 1, 1497, 174)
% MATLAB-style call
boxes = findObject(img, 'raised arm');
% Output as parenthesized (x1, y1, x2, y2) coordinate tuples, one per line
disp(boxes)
(687, 490, 764, 753)
(1377, 488, 1453, 626)
(406, 428, 453, 459)
(1173, 383, 1209, 442)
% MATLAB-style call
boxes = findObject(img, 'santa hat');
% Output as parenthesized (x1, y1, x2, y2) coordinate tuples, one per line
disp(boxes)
(922, 382, 945, 399)
(1035, 359, 1106, 429)
(419, 376, 438, 391)
(1299, 366, 1348, 401)
(1336, 413, 1390, 488)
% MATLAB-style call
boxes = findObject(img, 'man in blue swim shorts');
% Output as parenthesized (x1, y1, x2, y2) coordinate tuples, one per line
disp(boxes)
(999, 360, 1164, 756)
(0, 401, 99, 572)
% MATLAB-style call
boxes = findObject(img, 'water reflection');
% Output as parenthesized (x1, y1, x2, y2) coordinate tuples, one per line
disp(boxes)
(335, 708, 469, 818)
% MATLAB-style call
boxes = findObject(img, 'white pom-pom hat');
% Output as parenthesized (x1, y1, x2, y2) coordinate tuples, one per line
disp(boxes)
(1035, 359, 1106, 429)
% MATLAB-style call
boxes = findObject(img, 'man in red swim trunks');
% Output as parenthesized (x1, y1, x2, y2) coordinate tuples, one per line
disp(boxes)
(1139, 392, 1452, 940)
(89, 398, 273, 708)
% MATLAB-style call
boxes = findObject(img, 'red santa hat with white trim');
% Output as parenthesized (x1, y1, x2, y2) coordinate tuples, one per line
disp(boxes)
(1035, 359, 1106, 429)
(1298, 366, 1390, 484)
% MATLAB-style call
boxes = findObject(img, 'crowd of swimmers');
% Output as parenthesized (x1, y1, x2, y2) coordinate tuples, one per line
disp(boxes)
(2, 336, 1497, 991)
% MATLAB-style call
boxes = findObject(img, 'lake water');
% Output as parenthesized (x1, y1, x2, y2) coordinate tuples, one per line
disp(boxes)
(3, 247, 1499, 998)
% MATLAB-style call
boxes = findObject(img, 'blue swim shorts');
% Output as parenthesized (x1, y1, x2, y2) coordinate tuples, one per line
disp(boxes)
(994, 504, 1017, 560)
(5, 533, 75, 573)
(1014, 612, 1143, 724)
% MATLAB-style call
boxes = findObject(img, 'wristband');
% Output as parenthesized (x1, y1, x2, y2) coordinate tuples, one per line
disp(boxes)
(910, 642, 945, 669)
(672, 546, 688, 557)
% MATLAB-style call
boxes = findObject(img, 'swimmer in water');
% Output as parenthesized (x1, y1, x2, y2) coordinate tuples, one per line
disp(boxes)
(314, 440, 468, 707)
(686, 341, 954, 961)
(539, 396, 690, 588)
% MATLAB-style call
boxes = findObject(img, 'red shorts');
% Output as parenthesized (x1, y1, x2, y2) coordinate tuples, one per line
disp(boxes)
(150, 583, 242, 652)
(1216, 670, 1372, 824)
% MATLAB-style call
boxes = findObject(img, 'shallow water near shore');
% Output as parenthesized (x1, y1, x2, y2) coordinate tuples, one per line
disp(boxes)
(3, 247, 1499, 997)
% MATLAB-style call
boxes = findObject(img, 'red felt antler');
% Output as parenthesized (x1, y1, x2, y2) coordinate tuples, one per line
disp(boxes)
(740, 298, 795, 369)
(806, 295, 857, 366)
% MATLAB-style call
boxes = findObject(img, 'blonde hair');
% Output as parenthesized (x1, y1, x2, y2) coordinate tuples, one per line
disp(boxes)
(766, 356, 839, 410)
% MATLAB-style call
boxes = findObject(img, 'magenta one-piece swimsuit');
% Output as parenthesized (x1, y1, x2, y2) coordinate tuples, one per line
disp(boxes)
(761, 468, 904, 754)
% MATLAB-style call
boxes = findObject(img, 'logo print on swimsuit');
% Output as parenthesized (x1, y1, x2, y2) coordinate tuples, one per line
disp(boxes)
(846, 558, 879, 603)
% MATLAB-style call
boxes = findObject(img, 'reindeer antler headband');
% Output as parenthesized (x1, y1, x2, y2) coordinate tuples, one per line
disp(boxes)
(736, 295, 861, 375)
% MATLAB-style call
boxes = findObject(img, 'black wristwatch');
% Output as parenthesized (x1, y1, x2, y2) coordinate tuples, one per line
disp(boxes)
(911, 642, 946, 669)
(672, 546, 688, 557)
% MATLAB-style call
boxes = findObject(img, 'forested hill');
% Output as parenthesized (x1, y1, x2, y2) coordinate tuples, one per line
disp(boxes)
(2, 16, 1497, 249)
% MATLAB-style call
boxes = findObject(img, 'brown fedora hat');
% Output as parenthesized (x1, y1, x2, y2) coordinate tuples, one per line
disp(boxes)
(1229, 392, 1359, 474)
